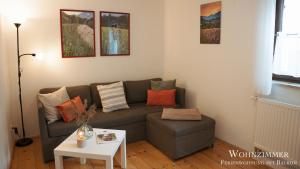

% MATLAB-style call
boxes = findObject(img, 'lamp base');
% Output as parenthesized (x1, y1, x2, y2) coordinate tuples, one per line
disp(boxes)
(15, 138, 33, 147)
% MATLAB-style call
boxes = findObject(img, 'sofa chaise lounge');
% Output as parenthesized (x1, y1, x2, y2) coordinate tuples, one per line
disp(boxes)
(37, 78, 215, 162)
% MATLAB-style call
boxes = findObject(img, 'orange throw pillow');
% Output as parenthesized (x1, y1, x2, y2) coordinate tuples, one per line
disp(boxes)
(147, 89, 176, 106)
(56, 96, 85, 122)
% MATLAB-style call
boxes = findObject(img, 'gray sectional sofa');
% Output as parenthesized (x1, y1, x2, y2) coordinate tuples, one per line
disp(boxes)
(37, 78, 215, 162)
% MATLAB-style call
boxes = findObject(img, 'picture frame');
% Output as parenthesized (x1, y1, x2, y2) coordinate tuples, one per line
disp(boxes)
(60, 9, 96, 58)
(200, 1, 222, 44)
(100, 11, 130, 56)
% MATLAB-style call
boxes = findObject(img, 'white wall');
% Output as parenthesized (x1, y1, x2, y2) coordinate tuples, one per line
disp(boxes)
(3, 0, 164, 137)
(0, 14, 13, 169)
(163, 0, 271, 151)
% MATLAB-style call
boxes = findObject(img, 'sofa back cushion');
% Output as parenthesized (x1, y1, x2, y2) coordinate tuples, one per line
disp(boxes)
(39, 85, 92, 108)
(124, 78, 161, 104)
(91, 78, 161, 107)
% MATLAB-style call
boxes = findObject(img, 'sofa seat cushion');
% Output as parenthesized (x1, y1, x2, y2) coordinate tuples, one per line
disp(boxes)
(147, 112, 215, 137)
(47, 103, 163, 137)
(89, 103, 163, 128)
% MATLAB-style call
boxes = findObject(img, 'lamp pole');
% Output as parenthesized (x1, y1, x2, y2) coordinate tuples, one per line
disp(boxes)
(14, 23, 35, 147)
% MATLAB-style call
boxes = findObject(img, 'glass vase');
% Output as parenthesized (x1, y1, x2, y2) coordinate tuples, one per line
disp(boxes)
(76, 123, 93, 140)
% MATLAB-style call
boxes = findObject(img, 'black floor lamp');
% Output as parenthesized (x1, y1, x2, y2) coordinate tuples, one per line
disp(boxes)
(14, 23, 36, 147)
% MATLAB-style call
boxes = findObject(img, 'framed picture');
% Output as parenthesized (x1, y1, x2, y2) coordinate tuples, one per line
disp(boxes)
(60, 9, 96, 58)
(200, 1, 222, 44)
(100, 11, 130, 56)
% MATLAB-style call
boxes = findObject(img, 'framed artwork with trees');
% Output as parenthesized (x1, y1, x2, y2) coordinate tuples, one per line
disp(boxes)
(100, 11, 130, 56)
(60, 9, 96, 58)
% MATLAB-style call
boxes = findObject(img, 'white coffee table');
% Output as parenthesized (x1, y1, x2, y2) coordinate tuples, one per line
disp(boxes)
(54, 128, 126, 169)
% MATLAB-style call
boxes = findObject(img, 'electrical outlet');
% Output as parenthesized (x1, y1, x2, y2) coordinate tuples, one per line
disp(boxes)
(12, 127, 18, 135)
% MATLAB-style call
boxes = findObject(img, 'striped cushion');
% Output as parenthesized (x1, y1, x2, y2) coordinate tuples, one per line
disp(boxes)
(97, 81, 129, 113)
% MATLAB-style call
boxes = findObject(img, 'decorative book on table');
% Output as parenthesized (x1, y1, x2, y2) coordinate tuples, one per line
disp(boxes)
(96, 132, 117, 144)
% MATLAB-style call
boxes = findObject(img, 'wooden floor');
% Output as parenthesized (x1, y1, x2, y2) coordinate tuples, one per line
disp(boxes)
(10, 137, 271, 169)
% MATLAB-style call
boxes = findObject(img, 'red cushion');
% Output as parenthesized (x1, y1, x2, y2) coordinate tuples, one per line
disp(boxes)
(56, 96, 85, 122)
(147, 89, 176, 106)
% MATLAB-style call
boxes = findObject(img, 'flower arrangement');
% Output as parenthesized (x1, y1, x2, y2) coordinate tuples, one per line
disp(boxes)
(73, 99, 97, 126)
(71, 99, 97, 144)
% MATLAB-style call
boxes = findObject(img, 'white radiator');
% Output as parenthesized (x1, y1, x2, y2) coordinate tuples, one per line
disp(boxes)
(254, 97, 300, 165)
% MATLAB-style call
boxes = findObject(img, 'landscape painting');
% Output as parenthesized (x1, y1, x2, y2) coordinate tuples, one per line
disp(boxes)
(60, 10, 95, 58)
(100, 12, 130, 56)
(200, 1, 221, 44)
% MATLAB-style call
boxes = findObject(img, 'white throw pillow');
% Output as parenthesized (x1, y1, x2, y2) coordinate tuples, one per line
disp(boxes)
(38, 87, 70, 123)
(97, 81, 129, 113)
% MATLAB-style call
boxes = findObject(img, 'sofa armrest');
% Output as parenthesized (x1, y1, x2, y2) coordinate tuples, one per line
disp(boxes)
(176, 87, 185, 108)
(37, 100, 49, 139)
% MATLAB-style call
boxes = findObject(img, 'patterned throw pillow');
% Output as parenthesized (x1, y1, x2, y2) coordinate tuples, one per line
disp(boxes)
(97, 81, 129, 113)
(38, 87, 70, 123)
(151, 80, 176, 90)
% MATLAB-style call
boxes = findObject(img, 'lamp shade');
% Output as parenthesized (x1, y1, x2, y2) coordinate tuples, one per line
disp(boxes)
(2, 1, 27, 24)
(11, 14, 26, 24)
